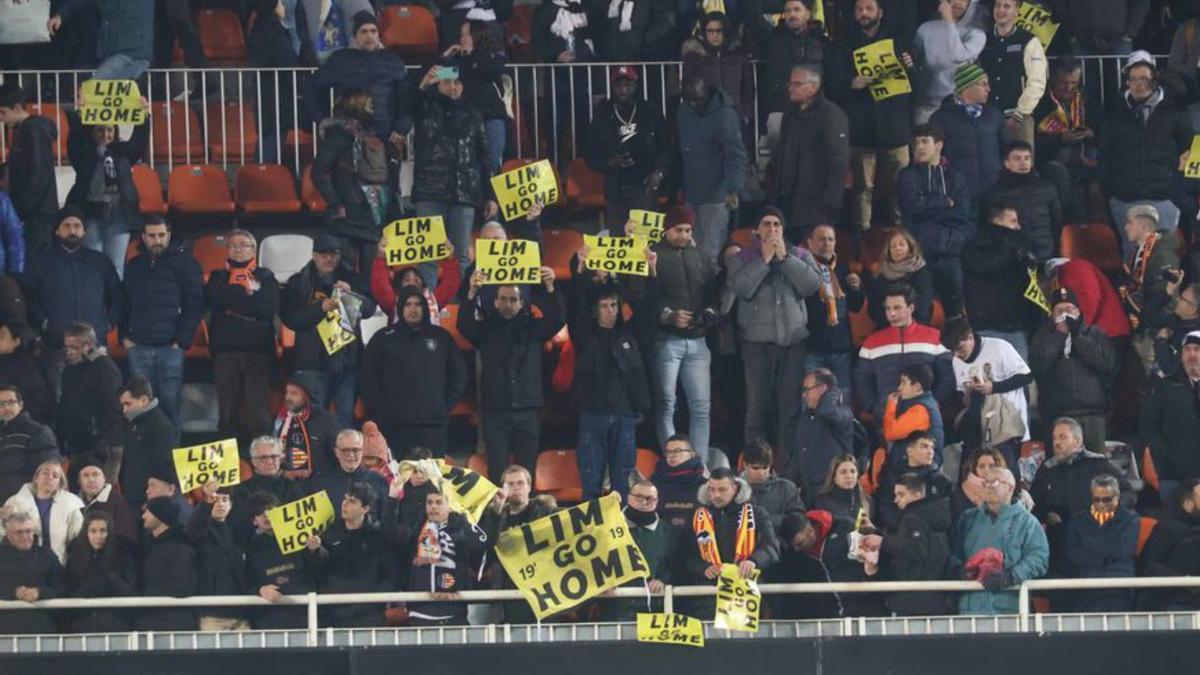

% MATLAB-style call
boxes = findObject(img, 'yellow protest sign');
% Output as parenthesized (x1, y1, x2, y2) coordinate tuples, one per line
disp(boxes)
(496, 492, 649, 620)
(172, 438, 241, 492)
(267, 491, 336, 555)
(1024, 266, 1050, 314)
(636, 613, 705, 647)
(79, 80, 147, 125)
(852, 39, 912, 102)
(1015, 3, 1060, 48)
(583, 235, 649, 276)
(383, 216, 450, 266)
(490, 159, 560, 222)
(713, 564, 761, 632)
(395, 459, 499, 524)
(316, 310, 355, 355)
(628, 210, 665, 242)
(1185, 136, 1200, 179)
(477, 238, 543, 285)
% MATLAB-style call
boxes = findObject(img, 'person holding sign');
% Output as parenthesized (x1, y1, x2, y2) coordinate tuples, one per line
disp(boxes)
(601, 477, 672, 621)
(479, 465, 556, 623)
(186, 481, 251, 632)
(0, 83, 58, 253)
(244, 492, 316, 629)
(406, 489, 489, 626)
(306, 483, 398, 627)
(960, 203, 1043, 359)
(980, 0, 1047, 146)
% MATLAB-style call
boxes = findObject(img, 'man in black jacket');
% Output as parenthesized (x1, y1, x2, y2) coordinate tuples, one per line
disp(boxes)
(136, 496, 199, 631)
(361, 287, 467, 458)
(232, 437, 306, 540)
(0, 511, 64, 634)
(118, 376, 179, 514)
(479, 465, 555, 623)
(0, 83, 58, 253)
(309, 429, 389, 519)
(786, 368, 856, 500)
(58, 322, 123, 479)
(1139, 478, 1200, 610)
(1141, 331, 1200, 499)
(187, 483, 250, 631)
(983, 141, 1062, 260)
(0, 320, 50, 423)
(458, 264, 564, 484)
(206, 229, 280, 447)
(761, 0, 828, 116)
(306, 482, 397, 627)
(273, 381, 338, 481)
(961, 202, 1040, 357)
(246, 491, 315, 629)
(929, 62, 1010, 211)
(121, 216, 204, 426)
(861, 472, 950, 615)
(280, 235, 377, 430)
(0, 383, 59, 504)
(804, 225, 864, 396)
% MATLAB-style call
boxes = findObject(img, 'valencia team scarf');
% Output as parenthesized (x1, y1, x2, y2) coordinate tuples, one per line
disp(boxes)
(275, 406, 315, 479)
(693, 503, 756, 565)
(814, 254, 844, 327)
(227, 258, 258, 292)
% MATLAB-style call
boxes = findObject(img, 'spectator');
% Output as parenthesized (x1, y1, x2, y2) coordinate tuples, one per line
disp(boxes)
(0, 0, 54, 70)
(273, 381, 337, 481)
(1121, 204, 1180, 372)
(206, 230, 280, 447)
(1169, 13, 1200, 130)
(186, 484, 249, 632)
(307, 483, 397, 627)
(50, 0, 154, 79)
(912, 0, 986, 123)
(458, 266, 564, 484)
(246, 491, 315, 629)
(584, 66, 669, 230)
(651, 434, 708, 530)
(1029, 287, 1118, 454)
(1059, 0, 1147, 55)
(1033, 57, 1100, 222)
(121, 217, 204, 427)
(860, 472, 951, 615)
(804, 225, 864, 395)
(0, 190, 26, 276)
(360, 287, 467, 457)
(942, 317, 1032, 456)
(0, 270, 25, 326)
(876, 430, 952, 532)
(280, 235, 377, 429)
(681, 12, 755, 145)
(135, 496, 199, 631)
(950, 446, 1011, 524)
(480, 465, 554, 623)
(1, 459, 83, 564)
(741, 439, 804, 533)
(248, 0, 305, 161)
(881, 363, 945, 466)
(232, 437, 305, 534)
(58, 323, 123, 477)
(0, 82, 57, 252)
(952, 467, 1048, 614)
(980, 0, 1047, 146)
(675, 77, 747, 264)
(1139, 478, 1200, 610)
(0, 383, 59, 504)
(406, 489, 486, 626)
(64, 510, 137, 633)
(763, 0, 827, 117)
(929, 62, 1010, 209)
(117, 376, 178, 514)
(434, 0, 513, 53)
(370, 252, 461, 327)
(649, 211, 717, 462)
(1149, 280, 1200, 378)
(1103, 51, 1193, 249)
(1046, 258, 1131, 350)
(0, 320, 50, 423)
(830, 0, 913, 231)
(769, 64, 849, 239)
(445, 20, 510, 173)
(1064, 474, 1138, 612)
(785, 368, 854, 500)
(727, 207, 821, 452)
(75, 460, 136, 548)
(854, 283, 952, 418)
(601, 477, 671, 620)
(897, 123, 973, 317)
(595, 0, 676, 61)
(984, 142, 1062, 261)
(1141, 331, 1200, 499)
(144, 468, 193, 530)
(412, 64, 496, 275)
(960, 203, 1039, 357)
(811, 453, 873, 527)
(64, 107, 148, 279)
(311, 430, 389, 519)
(0, 511, 64, 634)
(533, 0, 597, 64)
(867, 229, 934, 327)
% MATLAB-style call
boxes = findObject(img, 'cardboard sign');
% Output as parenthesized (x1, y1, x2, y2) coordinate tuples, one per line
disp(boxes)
(267, 491, 336, 555)
(476, 238, 543, 285)
(383, 216, 450, 265)
(628, 210, 665, 242)
(495, 493, 649, 620)
(583, 235, 649, 276)
(316, 310, 356, 355)
(395, 459, 499, 524)
(490, 159, 560, 222)
(79, 80, 147, 125)
(1024, 266, 1050, 314)
(636, 613, 705, 647)
(1185, 136, 1200, 179)
(172, 438, 241, 492)
(852, 39, 912, 101)
(1015, 3, 1060, 48)
(713, 564, 761, 632)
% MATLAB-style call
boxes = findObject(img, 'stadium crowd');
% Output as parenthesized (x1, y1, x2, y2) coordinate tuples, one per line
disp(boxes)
(1, 0, 1200, 633)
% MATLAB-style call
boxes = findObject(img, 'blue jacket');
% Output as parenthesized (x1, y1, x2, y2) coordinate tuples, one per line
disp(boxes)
(929, 95, 1010, 198)
(1065, 507, 1138, 581)
(120, 240, 205, 348)
(953, 502, 1049, 615)
(305, 47, 412, 139)
(897, 162, 974, 259)
(675, 86, 748, 204)
(24, 243, 122, 349)
(0, 193, 25, 274)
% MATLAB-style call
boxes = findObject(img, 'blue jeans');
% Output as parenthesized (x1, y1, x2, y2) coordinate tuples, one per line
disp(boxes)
(128, 344, 184, 426)
(485, 118, 506, 174)
(977, 330, 1029, 362)
(415, 200, 475, 290)
(577, 412, 639, 500)
(84, 212, 132, 279)
(291, 368, 357, 430)
(1109, 198, 1181, 259)
(653, 335, 711, 462)
(805, 351, 853, 401)
(94, 54, 151, 80)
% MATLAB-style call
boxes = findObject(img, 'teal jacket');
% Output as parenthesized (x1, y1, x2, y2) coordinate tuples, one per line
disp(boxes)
(952, 502, 1049, 615)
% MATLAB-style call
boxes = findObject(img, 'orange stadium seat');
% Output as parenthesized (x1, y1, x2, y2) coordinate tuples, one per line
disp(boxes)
(635, 448, 659, 480)
(131, 164, 168, 215)
(542, 228, 583, 280)
(168, 164, 236, 214)
(535, 449, 583, 503)
(192, 234, 230, 281)
(1060, 223, 1122, 274)
(380, 5, 439, 59)
(1137, 516, 1158, 557)
(565, 158, 605, 209)
(206, 102, 258, 162)
(151, 102, 206, 164)
(301, 164, 327, 213)
(196, 9, 247, 65)
(439, 303, 476, 352)
(284, 128, 316, 165)
(236, 164, 302, 214)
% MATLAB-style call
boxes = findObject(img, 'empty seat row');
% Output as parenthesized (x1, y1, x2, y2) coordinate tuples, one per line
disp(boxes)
(133, 163, 308, 216)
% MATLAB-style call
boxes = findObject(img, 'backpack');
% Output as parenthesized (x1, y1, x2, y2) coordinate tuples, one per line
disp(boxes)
(355, 135, 389, 185)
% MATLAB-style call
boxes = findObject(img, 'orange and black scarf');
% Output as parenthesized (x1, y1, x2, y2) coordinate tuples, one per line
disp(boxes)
(1121, 232, 1159, 326)
(276, 405, 315, 480)
(815, 254, 844, 327)
(227, 258, 258, 292)
(693, 503, 756, 565)
(1091, 507, 1114, 526)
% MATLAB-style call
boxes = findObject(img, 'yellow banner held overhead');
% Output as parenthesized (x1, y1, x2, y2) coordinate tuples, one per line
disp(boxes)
(1015, 2, 1060, 48)
(267, 491, 336, 555)
(496, 492, 650, 620)
(1024, 266, 1050, 314)
(79, 79, 147, 125)
(713, 563, 761, 632)
(395, 459, 499, 524)
(316, 309, 355, 355)
(628, 210, 665, 242)
(1185, 136, 1200, 179)
(491, 159, 560, 222)
(383, 216, 451, 265)
(477, 238, 542, 285)
(172, 438, 241, 492)
(853, 39, 912, 102)
(637, 613, 705, 647)
(583, 235, 650, 276)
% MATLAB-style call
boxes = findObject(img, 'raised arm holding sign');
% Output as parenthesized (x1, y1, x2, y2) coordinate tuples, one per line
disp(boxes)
(476, 238, 544, 285)
(266, 491, 336, 555)
(490, 159, 560, 222)
(79, 80, 147, 125)
(383, 216, 451, 265)
(172, 438, 242, 492)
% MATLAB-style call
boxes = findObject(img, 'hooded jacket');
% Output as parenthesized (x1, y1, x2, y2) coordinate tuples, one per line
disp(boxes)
(280, 259, 377, 372)
(312, 117, 383, 244)
(962, 222, 1040, 333)
(929, 95, 1010, 198)
(879, 495, 951, 615)
(120, 238, 205, 348)
(411, 87, 492, 207)
(305, 43, 411, 139)
(119, 400, 179, 511)
(952, 501, 1049, 615)
(205, 261, 281, 355)
(0, 411, 59, 504)
(912, 8, 986, 109)
(134, 527, 199, 631)
(786, 386, 855, 499)
(875, 463, 951, 534)
(897, 162, 974, 258)
(726, 237, 821, 346)
(674, 86, 748, 205)
(24, 241, 122, 349)
(984, 169, 1062, 261)
(1029, 319, 1118, 418)
(58, 348, 123, 459)
(584, 95, 669, 195)
(682, 477, 780, 582)
(1101, 87, 1194, 204)
(360, 287, 467, 427)
(742, 471, 805, 534)
(64, 109, 146, 223)
(406, 512, 487, 621)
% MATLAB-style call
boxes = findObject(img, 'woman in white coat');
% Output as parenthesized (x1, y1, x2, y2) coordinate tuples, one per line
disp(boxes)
(1, 460, 84, 564)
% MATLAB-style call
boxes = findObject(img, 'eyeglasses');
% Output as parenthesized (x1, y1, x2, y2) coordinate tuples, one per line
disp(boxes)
(629, 493, 658, 504)
(8, 528, 35, 536)
(801, 384, 824, 393)
(337, 446, 364, 454)
(228, 242, 256, 250)
(664, 447, 692, 456)
(1128, 76, 1155, 84)
(0, 398, 21, 407)
(252, 454, 283, 461)
(1092, 495, 1117, 504)
(983, 479, 1014, 489)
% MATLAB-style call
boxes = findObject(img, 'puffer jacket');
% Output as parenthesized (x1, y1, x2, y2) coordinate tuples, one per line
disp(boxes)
(726, 236, 821, 346)
(740, 471, 805, 533)
(24, 242, 122, 349)
(681, 477, 781, 582)
(651, 239, 717, 339)
(681, 14, 755, 124)
(304, 44, 411, 138)
(205, 263, 280, 355)
(312, 117, 382, 244)
(880, 495, 951, 615)
(929, 95, 1010, 197)
(0, 411, 60, 504)
(952, 502, 1049, 615)
(897, 162, 974, 258)
(1100, 88, 1194, 204)
(120, 239, 205, 348)
(983, 169, 1062, 261)
(675, 86, 748, 205)
(785, 386, 855, 499)
(764, 21, 828, 113)
(411, 88, 492, 206)
(1028, 320, 1117, 417)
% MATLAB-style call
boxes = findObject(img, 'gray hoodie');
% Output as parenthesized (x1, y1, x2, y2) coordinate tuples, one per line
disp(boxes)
(913, 0, 987, 109)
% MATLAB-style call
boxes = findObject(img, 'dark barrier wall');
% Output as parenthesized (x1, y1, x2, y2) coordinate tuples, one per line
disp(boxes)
(2, 631, 1198, 675)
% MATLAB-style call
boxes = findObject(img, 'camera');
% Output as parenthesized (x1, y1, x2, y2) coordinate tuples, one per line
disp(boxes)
(1160, 267, 1183, 282)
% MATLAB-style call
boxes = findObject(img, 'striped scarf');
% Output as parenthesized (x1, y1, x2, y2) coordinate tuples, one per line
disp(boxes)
(1091, 506, 1114, 526)
(227, 258, 258, 292)
(693, 503, 756, 565)
(814, 254, 843, 327)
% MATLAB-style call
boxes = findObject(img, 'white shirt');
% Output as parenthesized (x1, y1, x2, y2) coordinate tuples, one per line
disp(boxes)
(952, 336, 1032, 441)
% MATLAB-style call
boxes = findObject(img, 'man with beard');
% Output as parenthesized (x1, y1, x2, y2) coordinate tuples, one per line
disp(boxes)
(57, 322, 123, 479)
(1142, 332, 1200, 501)
(274, 380, 338, 481)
